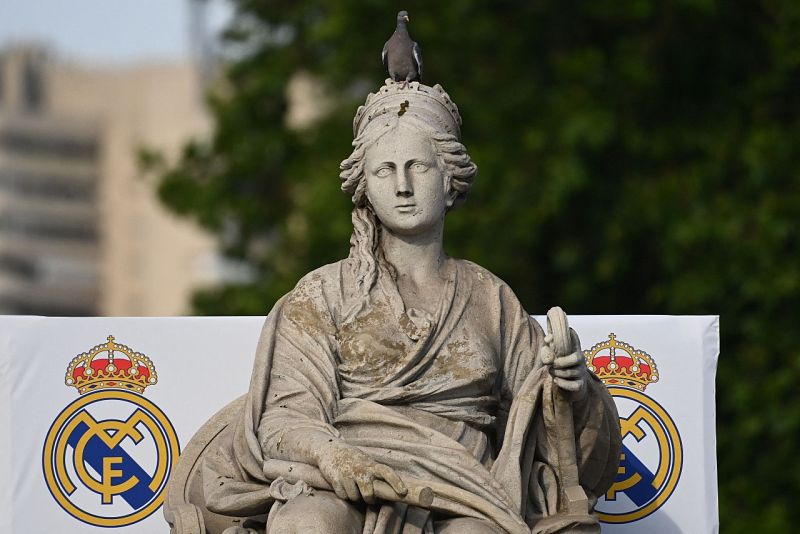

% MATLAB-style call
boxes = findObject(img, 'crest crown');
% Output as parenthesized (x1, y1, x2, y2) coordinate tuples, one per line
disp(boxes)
(65, 335, 157, 394)
(584, 333, 658, 391)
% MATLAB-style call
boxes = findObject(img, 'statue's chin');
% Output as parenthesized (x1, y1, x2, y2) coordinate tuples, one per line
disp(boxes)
(377, 215, 443, 239)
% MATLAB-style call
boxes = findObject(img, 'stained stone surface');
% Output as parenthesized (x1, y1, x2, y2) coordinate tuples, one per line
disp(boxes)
(165, 80, 621, 534)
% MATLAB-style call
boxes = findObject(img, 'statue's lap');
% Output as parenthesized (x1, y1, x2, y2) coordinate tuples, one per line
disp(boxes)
(264, 491, 503, 534)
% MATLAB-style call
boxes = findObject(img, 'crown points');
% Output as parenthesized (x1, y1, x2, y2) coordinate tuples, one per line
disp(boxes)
(353, 80, 462, 139)
(584, 333, 658, 391)
(65, 336, 157, 395)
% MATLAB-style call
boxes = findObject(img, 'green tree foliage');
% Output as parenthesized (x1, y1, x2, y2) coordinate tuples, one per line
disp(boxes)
(153, 1, 800, 530)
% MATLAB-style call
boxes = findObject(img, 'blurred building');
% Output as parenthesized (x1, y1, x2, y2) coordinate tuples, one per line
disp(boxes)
(0, 45, 220, 316)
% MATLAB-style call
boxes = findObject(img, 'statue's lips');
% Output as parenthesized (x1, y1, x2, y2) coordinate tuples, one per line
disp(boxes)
(395, 204, 417, 211)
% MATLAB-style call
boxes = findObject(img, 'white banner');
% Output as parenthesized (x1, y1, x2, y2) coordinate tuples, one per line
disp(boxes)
(0, 315, 718, 533)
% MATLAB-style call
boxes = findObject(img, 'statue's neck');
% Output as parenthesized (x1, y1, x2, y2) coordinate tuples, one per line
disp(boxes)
(379, 224, 447, 286)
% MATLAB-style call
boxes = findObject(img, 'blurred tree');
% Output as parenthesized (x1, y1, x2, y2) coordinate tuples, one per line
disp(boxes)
(150, 1, 800, 531)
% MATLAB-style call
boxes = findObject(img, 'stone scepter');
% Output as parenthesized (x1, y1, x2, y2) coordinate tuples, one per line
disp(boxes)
(544, 307, 591, 517)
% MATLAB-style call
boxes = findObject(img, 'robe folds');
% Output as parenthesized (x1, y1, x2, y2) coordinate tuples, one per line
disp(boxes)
(203, 258, 621, 534)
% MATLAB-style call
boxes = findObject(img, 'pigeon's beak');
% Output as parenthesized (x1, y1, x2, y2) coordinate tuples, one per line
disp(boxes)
(404, 15, 410, 22)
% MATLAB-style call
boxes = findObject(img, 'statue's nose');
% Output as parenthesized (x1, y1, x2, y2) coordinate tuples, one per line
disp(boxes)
(395, 168, 413, 196)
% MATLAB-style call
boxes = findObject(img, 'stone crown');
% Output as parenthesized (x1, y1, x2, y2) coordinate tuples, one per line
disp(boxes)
(353, 79, 463, 139)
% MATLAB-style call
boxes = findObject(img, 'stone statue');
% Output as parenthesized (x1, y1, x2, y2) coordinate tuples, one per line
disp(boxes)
(171, 79, 621, 534)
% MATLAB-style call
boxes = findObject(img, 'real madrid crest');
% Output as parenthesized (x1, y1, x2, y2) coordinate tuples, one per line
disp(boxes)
(42, 336, 180, 527)
(585, 333, 683, 524)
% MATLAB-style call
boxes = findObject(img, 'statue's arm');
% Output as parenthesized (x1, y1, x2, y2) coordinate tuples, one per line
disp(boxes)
(498, 287, 589, 401)
(496, 285, 621, 498)
(254, 272, 407, 503)
(256, 275, 342, 461)
(496, 283, 546, 401)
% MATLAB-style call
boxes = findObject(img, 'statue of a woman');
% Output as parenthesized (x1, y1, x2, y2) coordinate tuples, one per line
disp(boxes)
(203, 81, 621, 534)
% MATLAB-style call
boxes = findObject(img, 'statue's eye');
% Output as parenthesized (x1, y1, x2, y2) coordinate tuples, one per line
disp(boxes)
(411, 162, 429, 172)
(375, 167, 393, 178)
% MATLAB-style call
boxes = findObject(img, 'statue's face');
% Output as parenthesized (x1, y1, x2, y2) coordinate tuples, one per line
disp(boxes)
(364, 125, 448, 237)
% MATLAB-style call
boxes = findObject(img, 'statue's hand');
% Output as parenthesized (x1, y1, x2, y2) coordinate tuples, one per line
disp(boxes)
(543, 328, 588, 402)
(316, 441, 408, 504)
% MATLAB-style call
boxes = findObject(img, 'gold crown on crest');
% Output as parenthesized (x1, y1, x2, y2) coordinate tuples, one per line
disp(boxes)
(65, 335, 157, 394)
(583, 333, 659, 391)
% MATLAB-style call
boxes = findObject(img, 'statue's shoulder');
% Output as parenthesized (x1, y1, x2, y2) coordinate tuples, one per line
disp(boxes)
(277, 259, 356, 330)
(283, 258, 357, 314)
(293, 258, 356, 291)
(454, 258, 513, 290)
(454, 258, 528, 313)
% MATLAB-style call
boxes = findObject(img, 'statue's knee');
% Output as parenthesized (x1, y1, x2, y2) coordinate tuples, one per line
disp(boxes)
(221, 528, 258, 534)
(435, 517, 504, 534)
(268, 493, 362, 534)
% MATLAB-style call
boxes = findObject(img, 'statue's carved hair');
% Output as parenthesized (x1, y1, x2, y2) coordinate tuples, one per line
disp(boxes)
(339, 118, 477, 294)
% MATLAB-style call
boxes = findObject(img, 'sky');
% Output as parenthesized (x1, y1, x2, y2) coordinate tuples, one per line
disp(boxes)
(0, 0, 232, 65)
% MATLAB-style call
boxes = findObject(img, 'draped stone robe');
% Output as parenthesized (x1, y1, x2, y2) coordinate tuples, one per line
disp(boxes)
(203, 258, 620, 533)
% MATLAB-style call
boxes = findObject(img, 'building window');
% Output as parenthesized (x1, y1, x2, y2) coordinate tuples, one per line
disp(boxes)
(23, 57, 44, 112)
(0, 54, 5, 107)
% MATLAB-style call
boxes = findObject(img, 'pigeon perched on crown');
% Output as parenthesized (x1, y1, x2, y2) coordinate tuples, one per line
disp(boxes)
(352, 79, 463, 139)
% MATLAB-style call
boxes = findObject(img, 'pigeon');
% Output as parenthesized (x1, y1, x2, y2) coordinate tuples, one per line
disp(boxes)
(382, 10, 423, 87)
